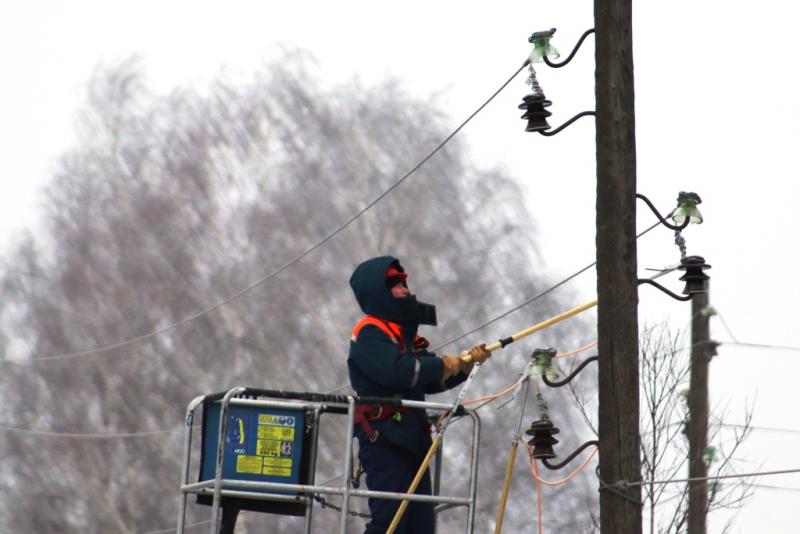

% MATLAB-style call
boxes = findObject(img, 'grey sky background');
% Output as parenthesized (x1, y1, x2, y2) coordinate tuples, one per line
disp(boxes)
(1, 1, 798, 532)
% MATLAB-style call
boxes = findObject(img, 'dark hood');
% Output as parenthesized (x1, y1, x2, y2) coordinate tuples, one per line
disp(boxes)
(349, 256, 437, 327)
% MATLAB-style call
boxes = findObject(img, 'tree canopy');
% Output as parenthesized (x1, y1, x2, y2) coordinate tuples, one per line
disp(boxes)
(0, 53, 594, 533)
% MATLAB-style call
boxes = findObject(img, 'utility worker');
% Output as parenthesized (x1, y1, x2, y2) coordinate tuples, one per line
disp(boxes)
(348, 256, 490, 534)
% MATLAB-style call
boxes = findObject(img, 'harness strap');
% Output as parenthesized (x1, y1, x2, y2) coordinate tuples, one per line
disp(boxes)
(354, 402, 432, 443)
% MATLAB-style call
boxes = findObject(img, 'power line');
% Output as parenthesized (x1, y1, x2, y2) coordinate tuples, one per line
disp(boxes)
(720, 341, 800, 353)
(0, 423, 187, 439)
(713, 311, 739, 343)
(618, 467, 800, 488)
(718, 423, 800, 435)
(1, 61, 529, 366)
(140, 519, 210, 534)
(328, 220, 661, 392)
(434, 220, 662, 351)
(750, 483, 800, 493)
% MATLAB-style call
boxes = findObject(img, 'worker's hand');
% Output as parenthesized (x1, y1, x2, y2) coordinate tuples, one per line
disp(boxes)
(441, 355, 462, 380)
(459, 344, 491, 365)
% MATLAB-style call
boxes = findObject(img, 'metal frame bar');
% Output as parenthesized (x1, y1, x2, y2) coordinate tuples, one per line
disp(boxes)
(177, 388, 482, 533)
(177, 395, 207, 532)
(303, 405, 321, 534)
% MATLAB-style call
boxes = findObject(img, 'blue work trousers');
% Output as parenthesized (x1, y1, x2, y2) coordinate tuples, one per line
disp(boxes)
(358, 439, 435, 534)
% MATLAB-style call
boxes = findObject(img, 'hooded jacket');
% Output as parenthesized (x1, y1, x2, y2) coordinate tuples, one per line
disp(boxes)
(348, 256, 467, 455)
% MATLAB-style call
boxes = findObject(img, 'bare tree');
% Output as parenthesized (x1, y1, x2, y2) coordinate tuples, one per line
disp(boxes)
(639, 323, 754, 534)
(0, 53, 599, 533)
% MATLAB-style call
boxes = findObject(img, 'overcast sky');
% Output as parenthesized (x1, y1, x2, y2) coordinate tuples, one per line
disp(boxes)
(1, 1, 799, 532)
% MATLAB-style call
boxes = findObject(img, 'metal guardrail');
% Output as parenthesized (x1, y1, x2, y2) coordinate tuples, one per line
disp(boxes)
(177, 387, 482, 533)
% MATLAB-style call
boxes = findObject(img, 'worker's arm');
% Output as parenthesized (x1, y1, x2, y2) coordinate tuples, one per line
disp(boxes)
(418, 351, 467, 393)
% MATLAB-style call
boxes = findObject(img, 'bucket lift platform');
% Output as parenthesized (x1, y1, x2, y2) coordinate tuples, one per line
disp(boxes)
(177, 387, 482, 533)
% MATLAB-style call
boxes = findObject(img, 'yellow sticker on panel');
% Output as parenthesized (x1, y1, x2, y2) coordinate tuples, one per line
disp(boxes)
(263, 457, 293, 468)
(263, 466, 292, 477)
(236, 455, 263, 474)
(257, 439, 281, 457)
(258, 425, 295, 441)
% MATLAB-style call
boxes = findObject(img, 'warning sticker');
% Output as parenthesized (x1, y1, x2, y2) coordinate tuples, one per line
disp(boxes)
(258, 425, 295, 441)
(236, 455, 263, 474)
(257, 439, 294, 457)
(263, 457, 292, 468)
(258, 414, 296, 427)
(263, 466, 292, 477)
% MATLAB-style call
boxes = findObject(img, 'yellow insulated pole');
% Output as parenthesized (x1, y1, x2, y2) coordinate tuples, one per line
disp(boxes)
(494, 439, 520, 533)
(461, 298, 599, 362)
(387, 298, 598, 533)
(386, 434, 444, 534)
(494, 366, 533, 534)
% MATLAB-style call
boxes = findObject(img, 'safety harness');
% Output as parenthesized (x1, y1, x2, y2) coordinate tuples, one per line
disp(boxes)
(351, 316, 432, 443)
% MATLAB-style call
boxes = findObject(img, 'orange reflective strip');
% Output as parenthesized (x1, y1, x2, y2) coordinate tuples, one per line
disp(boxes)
(352, 316, 403, 345)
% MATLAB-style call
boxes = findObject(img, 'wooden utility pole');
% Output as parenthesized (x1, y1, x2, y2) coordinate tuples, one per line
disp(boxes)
(687, 287, 711, 534)
(595, 0, 642, 532)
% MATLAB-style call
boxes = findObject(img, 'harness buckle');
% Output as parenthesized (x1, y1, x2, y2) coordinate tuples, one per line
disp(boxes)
(368, 430, 380, 443)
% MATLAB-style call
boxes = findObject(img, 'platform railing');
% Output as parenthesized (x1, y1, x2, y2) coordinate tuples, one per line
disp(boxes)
(177, 387, 481, 534)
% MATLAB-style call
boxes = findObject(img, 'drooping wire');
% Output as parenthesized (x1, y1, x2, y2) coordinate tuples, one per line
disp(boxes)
(327, 221, 660, 394)
(749, 483, 800, 493)
(527, 444, 599, 487)
(720, 341, 800, 353)
(140, 519, 210, 534)
(557, 340, 597, 359)
(432, 261, 595, 352)
(611, 467, 800, 488)
(718, 423, 800, 435)
(527, 448, 599, 534)
(454, 338, 598, 416)
(0, 340, 573, 437)
(713, 311, 740, 343)
(534, 460, 544, 534)
(433, 220, 660, 351)
(1, 61, 530, 366)
(0, 423, 184, 439)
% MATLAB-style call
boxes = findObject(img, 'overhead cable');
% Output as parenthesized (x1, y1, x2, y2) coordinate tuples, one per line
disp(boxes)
(329, 221, 661, 393)
(713, 311, 740, 343)
(434, 220, 660, 351)
(140, 519, 210, 534)
(750, 483, 800, 493)
(2, 62, 529, 365)
(613, 467, 800, 488)
(720, 341, 800, 353)
(0, 423, 184, 439)
(718, 423, 800, 435)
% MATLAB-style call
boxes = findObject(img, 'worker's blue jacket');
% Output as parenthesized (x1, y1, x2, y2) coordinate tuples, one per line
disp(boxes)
(348, 256, 467, 456)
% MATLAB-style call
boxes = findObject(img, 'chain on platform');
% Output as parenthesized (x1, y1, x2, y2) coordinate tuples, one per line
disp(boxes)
(312, 494, 372, 519)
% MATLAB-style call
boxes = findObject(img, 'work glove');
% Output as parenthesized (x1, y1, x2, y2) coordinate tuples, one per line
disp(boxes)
(459, 344, 491, 365)
(441, 355, 462, 380)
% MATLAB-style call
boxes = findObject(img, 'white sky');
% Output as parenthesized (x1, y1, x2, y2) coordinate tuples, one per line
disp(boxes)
(1, 1, 799, 532)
